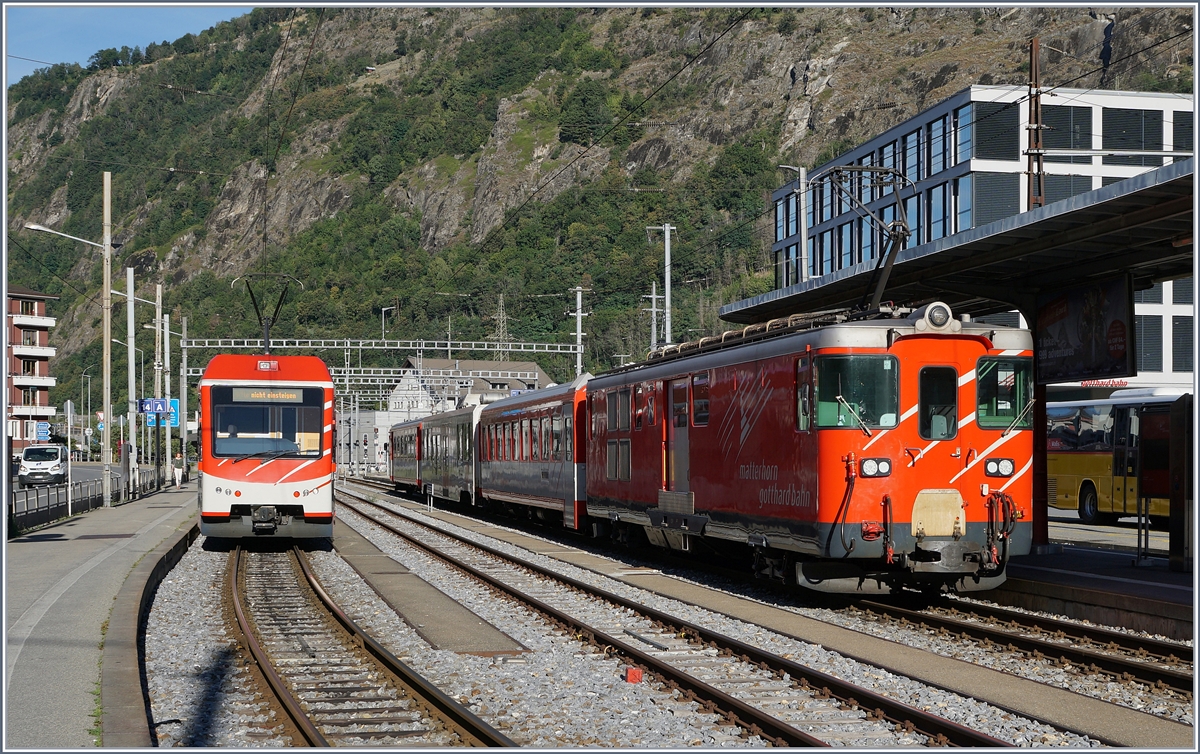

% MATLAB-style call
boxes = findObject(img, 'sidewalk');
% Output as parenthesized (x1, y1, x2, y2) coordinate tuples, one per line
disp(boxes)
(4, 485, 197, 748)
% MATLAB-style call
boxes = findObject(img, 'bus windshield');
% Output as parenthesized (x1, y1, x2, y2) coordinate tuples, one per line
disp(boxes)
(976, 357, 1033, 429)
(211, 386, 324, 458)
(814, 355, 899, 429)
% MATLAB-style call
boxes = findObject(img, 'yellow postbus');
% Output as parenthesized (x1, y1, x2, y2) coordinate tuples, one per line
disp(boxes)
(1046, 388, 1187, 525)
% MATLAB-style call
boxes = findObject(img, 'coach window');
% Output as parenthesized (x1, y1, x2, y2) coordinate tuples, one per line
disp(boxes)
(509, 421, 517, 460)
(531, 417, 540, 460)
(919, 366, 958, 440)
(552, 413, 563, 459)
(646, 390, 656, 426)
(541, 416, 550, 460)
(814, 355, 899, 429)
(565, 410, 574, 461)
(634, 386, 644, 429)
(618, 389, 631, 431)
(619, 439, 631, 480)
(607, 440, 618, 479)
(521, 419, 531, 461)
(691, 372, 710, 426)
(607, 391, 619, 430)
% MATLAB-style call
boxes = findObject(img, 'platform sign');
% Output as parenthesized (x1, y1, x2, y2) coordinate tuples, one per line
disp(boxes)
(169, 399, 179, 427)
(139, 398, 169, 414)
(1036, 274, 1135, 385)
(97, 422, 104, 431)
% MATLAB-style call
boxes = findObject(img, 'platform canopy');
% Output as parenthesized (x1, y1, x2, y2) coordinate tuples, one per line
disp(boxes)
(720, 158, 1194, 324)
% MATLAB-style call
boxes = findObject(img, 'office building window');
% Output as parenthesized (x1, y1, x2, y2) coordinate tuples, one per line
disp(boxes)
(1044, 174, 1094, 205)
(927, 183, 948, 241)
(880, 141, 897, 195)
(808, 237, 817, 278)
(902, 129, 921, 182)
(788, 244, 800, 285)
(1103, 108, 1163, 167)
(928, 115, 948, 174)
(1135, 315, 1163, 372)
(1172, 277, 1193, 305)
(954, 175, 972, 232)
(1043, 105, 1093, 164)
(774, 248, 786, 289)
(821, 229, 834, 276)
(1173, 111, 1193, 163)
(857, 216, 874, 262)
(973, 172, 1020, 225)
(775, 198, 785, 242)
(903, 195, 920, 248)
(787, 193, 798, 237)
(974, 101, 1020, 160)
(858, 153, 874, 202)
(807, 185, 817, 227)
(822, 179, 835, 223)
(839, 223, 852, 268)
(1173, 316, 1193, 372)
(955, 103, 973, 162)
(1134, 281, 1163, 304)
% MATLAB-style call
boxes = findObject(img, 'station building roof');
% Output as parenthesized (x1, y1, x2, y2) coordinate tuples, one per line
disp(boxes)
(721, 158, 1194, 324)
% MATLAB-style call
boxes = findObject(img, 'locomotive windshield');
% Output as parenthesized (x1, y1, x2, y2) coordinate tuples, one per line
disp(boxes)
(210, 386, 324, 458)
(814, 355, 899, 429)
(976, 357, 1034, 430)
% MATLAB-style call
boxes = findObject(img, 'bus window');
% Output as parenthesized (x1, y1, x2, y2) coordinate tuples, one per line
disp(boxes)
(977, 357, 1033, 429)
(919, 367, 957, 440)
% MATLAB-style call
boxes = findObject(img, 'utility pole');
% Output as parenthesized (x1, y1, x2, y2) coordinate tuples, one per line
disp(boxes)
(102, 172, 112, 507)
(492, 294, 510, 361)
(164, 313, 172, 463)
(154, 284, 163, 490)
(180, 316, 189, 480)
(566, 286, 590, 377)
(646, 223, 675, 343)
(642, 281, 661, 350)
(1027, 36, 1046, 210)
(125, 267, 136, 499)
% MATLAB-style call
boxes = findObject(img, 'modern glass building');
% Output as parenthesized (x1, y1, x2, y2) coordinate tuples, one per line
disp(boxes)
(769, 84, 1194, 392)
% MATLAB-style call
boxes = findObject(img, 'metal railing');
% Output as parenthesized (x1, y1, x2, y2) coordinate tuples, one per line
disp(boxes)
(8, 468, 171, 537)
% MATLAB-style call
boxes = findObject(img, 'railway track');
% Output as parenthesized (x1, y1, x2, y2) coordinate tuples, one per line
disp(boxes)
(353, 475, 1192, 698)
(336, 485, 1016, 747)
(227, 544, 515, 747)
(851, 599, 1194, 695)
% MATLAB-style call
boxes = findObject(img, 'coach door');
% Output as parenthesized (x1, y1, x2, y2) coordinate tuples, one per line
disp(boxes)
(1112, 406, 1139, 516)
(666, 379, 690, 492)
(796, 353, 817, 514)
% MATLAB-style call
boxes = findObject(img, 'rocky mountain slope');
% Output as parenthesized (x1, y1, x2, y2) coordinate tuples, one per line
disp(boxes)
(6, 6, 1193, 388)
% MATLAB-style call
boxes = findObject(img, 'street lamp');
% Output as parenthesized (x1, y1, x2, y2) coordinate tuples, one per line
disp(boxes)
(381, 306, 395, 340)
(24, 171, 113, 507)
(81, 366, 94, 462)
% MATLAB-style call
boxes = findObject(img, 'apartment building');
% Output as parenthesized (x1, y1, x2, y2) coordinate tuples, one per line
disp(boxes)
(7, 285, 59, 452)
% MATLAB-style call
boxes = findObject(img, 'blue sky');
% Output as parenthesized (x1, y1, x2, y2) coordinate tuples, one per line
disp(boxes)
(6, 4, 254, 87)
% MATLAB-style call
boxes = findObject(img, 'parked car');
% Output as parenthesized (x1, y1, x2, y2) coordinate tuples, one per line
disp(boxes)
(17, 445, 68, 488)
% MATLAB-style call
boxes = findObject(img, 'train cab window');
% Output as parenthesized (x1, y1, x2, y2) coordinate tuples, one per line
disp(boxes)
(814, 356, 899, 429)
(211, 386, 324, 457)
(796, 358, 811, 432)
(919, 367, 958, 440)
(976, 357, 1033, 430)
(691, 372, 710, 426)
(618, 389, 631, 431)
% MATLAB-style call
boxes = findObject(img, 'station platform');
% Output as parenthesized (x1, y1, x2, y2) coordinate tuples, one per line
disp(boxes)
(989, 511, 1194, 641)
(4, 485, 197, 749)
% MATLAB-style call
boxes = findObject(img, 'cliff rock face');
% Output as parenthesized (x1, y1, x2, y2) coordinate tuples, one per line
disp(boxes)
(6, 6, 1191, 361)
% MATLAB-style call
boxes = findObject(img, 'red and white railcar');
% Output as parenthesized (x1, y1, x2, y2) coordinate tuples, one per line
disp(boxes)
(389, 419, 422, 494)
(198, 354, 335, 537)
(586, 303, 1033, 593)
(478, 374, 589, 529)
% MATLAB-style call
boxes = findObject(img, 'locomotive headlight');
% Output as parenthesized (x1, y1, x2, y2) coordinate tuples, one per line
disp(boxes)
(927, 303, 951, 328)
(860, 458, 891, 477)
(985, 458, 1015, 477)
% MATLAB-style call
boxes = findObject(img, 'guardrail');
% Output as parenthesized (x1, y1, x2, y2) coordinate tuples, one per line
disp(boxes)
(8, 468, 172, 537)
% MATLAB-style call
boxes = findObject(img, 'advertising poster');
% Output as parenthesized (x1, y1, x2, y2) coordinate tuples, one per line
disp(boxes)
(1035, 275, 1135, 385)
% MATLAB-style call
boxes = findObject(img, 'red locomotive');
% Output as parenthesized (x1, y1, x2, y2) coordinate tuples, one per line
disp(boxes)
(198, 354, 336, 537)
(390, 302, 1033, 593)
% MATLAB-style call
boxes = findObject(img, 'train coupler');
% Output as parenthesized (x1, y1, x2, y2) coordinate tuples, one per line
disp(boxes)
(252, 506, 279, 534)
